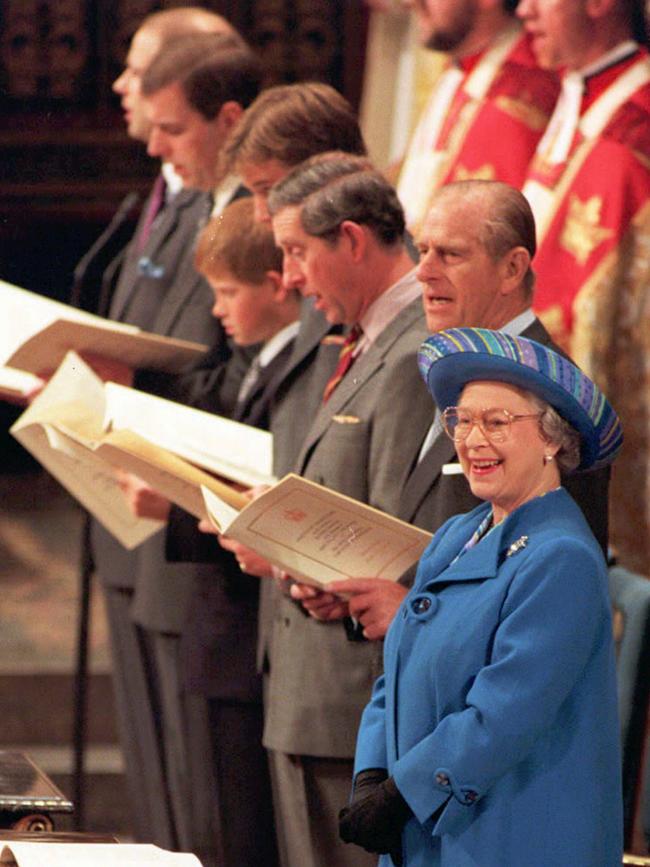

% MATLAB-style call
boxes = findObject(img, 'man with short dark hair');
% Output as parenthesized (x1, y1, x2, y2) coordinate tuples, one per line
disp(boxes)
(82, 12, 261, 859)
(223, 81, 367, 222)
(142, 32, 260, 194)
(396, 0, 559, 232)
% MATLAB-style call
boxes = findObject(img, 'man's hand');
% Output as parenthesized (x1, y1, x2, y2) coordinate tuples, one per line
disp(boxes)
(116, 471, 171, 521)
(289, 582, 350, 620)
(217, 536, 275, 578)
(325, 578, 408, 640)
(79, 352, 134, 386)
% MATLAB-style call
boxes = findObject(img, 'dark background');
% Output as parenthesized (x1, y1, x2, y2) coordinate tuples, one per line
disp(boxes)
(0, 0, 369, 303)
(0, 0, 368, 467)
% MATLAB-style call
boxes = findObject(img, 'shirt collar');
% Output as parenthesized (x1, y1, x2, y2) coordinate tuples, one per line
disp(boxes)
(257, 320, 300, 369)
(161, 162, 184, 200)
(357, 267, 421, 352)
(577, 40, 639, 80)
(212, 174, 243, 217)
(500, 307, 536, 337)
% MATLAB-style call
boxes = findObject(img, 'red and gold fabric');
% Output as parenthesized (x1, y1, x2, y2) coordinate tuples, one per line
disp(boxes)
(397, 23, 559, 234)
(525, 49, 650, 576)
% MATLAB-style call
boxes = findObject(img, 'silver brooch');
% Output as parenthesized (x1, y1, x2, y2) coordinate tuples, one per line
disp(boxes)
(506, 536, 528, 557)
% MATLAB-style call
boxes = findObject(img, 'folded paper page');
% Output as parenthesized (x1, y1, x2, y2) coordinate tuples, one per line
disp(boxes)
(11, 353, 164, 549)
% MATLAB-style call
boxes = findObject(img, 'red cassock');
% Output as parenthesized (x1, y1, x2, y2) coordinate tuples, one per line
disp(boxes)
(525, 48, 650, 576)
(397, 23, 559, 233)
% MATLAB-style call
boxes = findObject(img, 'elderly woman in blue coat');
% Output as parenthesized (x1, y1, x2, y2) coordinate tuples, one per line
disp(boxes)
(339, 327, 624, 867)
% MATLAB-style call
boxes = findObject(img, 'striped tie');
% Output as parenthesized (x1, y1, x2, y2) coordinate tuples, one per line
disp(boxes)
(322, 324, 363, 403)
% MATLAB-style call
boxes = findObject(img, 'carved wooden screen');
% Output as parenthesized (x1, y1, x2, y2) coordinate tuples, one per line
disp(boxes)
(0, 1, 367, 298)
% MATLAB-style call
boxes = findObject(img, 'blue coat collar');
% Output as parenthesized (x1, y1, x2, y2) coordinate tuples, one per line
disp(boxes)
(417, 488, 570, 587)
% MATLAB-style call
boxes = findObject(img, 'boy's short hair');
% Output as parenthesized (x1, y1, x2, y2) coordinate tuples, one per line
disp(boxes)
(195, 197, 282, 284)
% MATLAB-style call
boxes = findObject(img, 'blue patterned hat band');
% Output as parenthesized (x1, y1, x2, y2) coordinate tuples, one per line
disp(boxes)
(418, 327, 623, 471)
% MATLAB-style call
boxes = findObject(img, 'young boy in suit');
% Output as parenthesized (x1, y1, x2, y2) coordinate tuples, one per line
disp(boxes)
(123, 196, 300, 867)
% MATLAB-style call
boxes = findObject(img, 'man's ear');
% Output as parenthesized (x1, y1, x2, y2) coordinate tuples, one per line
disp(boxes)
(585, 0, 618, 21)
(214, 100, 243, 134)
(266, 270, 287, 300)
(339, 220, 368, 262)
(499, 246, 530, 295)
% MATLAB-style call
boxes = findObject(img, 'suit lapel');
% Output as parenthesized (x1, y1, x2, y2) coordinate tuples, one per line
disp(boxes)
(296, 298, 423, 474)
(109, 186, 196, 322)
(233, 341, 295, 427)
(151, 190, 212, 335)
(398, 432, 458, 521)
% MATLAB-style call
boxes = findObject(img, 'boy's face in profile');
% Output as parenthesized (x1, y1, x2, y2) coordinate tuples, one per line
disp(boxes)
(208, 269, 284, 346)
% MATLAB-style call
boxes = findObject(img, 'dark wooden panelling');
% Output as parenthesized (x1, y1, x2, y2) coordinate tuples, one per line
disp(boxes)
(0, 1, 369, 299)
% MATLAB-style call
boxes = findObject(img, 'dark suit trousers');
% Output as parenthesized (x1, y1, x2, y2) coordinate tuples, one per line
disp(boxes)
(102, 587, 175, 847)
(268, 747, 377, 867)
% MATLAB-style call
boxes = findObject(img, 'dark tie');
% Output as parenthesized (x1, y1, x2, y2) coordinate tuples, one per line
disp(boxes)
(137, 174, 166, 252)
(322, 324, 363, 403)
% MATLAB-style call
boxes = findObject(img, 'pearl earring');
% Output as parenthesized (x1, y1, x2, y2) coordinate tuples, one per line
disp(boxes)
(543, 454, 554, 465)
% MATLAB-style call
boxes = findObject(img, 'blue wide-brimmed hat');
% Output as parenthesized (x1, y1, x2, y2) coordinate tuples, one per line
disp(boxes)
(417, 327, 623, 471)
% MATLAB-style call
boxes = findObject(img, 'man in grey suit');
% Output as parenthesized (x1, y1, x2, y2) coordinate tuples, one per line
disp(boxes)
(221, 155, 432, 867)
(88, 22, 261, 855)
(297, 180, 609, 643)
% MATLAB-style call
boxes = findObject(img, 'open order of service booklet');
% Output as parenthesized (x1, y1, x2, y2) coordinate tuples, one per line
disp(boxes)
(0, 279, 207, 376)
(0, 842, 202, 867)
(202, 474, 433, 589)
(11, 352, 266, 546)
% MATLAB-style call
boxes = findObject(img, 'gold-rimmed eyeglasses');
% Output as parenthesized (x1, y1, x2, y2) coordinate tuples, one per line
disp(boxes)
(442, 407, 543, 443)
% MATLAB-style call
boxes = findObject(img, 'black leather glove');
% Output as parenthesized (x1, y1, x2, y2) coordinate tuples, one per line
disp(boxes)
(339, 772, 411, 864)
(349, 767, 388, 802)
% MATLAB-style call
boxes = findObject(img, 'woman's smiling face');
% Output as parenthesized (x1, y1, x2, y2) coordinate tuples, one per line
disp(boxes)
(455, 380, 560, 524)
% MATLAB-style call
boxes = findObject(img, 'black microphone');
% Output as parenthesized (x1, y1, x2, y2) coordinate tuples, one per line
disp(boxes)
(70, 191, 140, 309)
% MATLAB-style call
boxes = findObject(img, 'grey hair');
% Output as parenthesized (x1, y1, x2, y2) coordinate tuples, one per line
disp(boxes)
(267, 152, 405, 247)
(526, 391, 582, 472)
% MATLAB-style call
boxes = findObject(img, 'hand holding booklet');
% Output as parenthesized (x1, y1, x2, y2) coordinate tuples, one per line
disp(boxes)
(202, 474, 432, 589)
(0, 279, 206, 375)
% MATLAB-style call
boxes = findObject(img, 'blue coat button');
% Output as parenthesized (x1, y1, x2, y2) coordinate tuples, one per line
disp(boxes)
(409, 593, 439, 619)
(435, 772, 450, 787)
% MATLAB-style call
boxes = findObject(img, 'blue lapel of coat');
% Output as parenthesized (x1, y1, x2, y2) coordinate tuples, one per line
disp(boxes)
(421, 491, 563, 587)
(296, 298, 424, 474)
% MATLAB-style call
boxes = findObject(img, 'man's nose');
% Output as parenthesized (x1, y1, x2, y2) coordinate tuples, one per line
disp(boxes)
(253, 194, 271, 224)
(113, 69, 129, 95)
(147, 128, 167, 159)
(282, 259, 305, 292)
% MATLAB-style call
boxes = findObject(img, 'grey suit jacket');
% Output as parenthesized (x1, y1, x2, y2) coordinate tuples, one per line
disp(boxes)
(255, 301, 342, 674)
(92, 182, 225, 636)
(261, 297, 432, 758)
